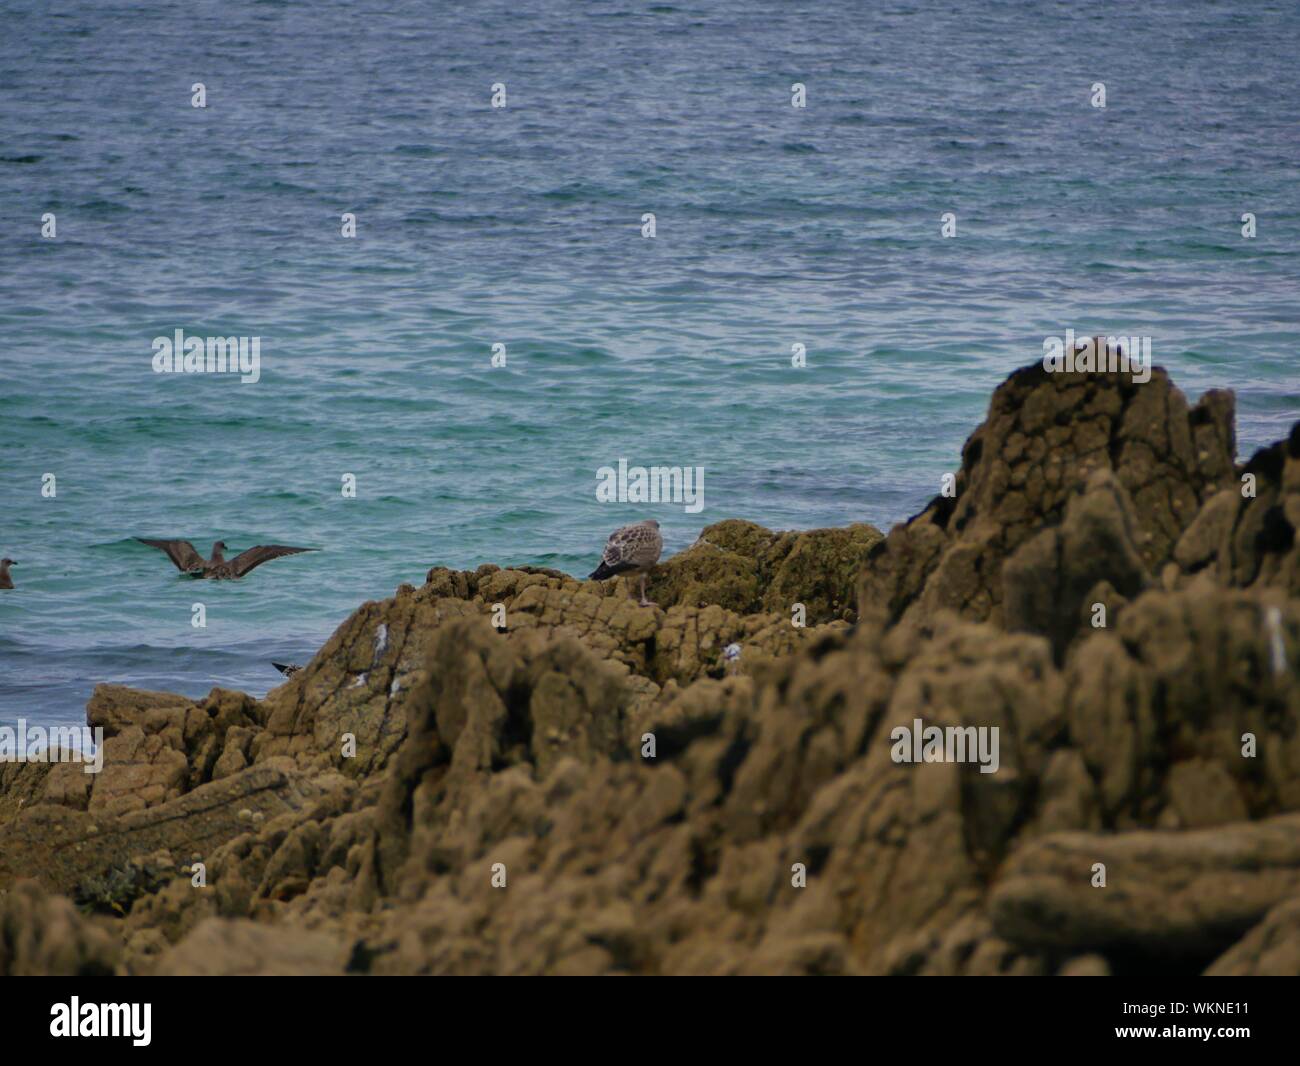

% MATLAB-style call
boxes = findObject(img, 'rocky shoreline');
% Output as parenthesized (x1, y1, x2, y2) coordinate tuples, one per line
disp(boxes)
(3, 360, 1298, 976)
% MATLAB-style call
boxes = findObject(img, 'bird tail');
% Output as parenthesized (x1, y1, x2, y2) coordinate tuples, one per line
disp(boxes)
(590, 560, 635, 581)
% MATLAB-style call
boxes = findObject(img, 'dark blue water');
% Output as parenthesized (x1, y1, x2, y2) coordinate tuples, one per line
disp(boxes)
(1, 0, 1298, 724)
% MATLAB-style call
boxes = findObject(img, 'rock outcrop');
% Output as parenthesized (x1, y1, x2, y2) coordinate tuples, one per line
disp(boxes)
(3, 359, 1297, 977)
(860, 364, 1237, 638)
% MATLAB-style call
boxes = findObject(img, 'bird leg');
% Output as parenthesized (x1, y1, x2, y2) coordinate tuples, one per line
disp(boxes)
(638, 572, 656, 608)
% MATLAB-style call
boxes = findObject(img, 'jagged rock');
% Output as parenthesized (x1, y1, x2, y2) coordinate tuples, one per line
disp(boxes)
(423, 578, 842, 688)
(1173, 425, 1300, 595)
(256, 589, 474, 776)
(762, 524, 884, 622)
(1029, 750, 1101, 836)
(248, 540, 854, 782)
(1205, 897, 1300, 975)
(373, 619, 642, 896)
(1003, 469, 1152, 658)
(88, 727, 189, 816)
(757, 617, 1067, 975)
(2, 361, 1296, 979)
(85, 684, 195, 735)
(31, 685, 267, 817)
(1173, 488, 1240, 574)
(0, 761, 53, 822)
(0, 880, 119, 976)
(1166, 759, 1249, 829)
(112, 777, 371, 970)
(648, 520, 883, 623)
(0, 761, 345, 903)
(989, 813, 1300, 960)
(646, 535, 764, 615)
(1065, 589, 1300, 826)
(861, 365, 1236, 631)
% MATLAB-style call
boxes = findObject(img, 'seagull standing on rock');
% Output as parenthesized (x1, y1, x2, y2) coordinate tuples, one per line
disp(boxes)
(136, 538, 318, 579)
(588, 519, 663, 607)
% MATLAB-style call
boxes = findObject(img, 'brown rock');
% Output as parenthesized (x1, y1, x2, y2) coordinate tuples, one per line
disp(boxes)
(0, 762, 341, 903)
(989, 814, 1300, 958)
(1205, 897, 1300, 976)
(152, 918, 346, 976)
(1166, 759, 1248, 829)
(861, 365, 1236, 634)
(0, 880, 118, 976)
(1002, 469, 1151, 659)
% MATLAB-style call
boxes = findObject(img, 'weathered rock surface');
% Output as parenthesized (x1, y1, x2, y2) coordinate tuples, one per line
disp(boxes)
(0, 880, 119, 976)
(648, 519, 883, 623)
(989, 814, 1300, 960)
(3, 360, 1297, 977)
(860, 364, 1236, 636)
(1179, 423, 1300, 594)
(1003, 468, 1153, 658)
(1206, 897, 1300, 976)
(0, 761, 345, 905)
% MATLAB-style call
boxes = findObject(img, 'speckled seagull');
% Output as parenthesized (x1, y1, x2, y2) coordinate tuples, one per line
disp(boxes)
(588, 519, 663, 606)
(136, 538, 318, 580)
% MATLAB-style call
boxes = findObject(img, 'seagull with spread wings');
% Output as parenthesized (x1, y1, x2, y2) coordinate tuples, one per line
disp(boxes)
(136, 538, 318, 580)
(588, 519, 663, 606)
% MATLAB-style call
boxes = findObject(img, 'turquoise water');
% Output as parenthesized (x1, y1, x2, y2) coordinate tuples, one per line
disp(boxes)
(2, 0, 1298, 724)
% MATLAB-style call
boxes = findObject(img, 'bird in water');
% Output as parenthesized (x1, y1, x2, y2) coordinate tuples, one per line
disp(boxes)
(0, 558, 16, 589)
(136, 538, 318, 579)
(588, 519, 663, 606)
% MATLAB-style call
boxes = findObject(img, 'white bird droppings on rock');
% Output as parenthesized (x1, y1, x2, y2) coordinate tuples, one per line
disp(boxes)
(1265, 606, 1287, 676)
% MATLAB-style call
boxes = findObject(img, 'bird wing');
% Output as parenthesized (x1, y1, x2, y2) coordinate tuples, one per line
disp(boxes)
(228, 545, 318, 577)
(137, 538, 205, 573)
(604, 523, 662, 569)
(634, 524, 664, 566)
(601, 525, 635, 568)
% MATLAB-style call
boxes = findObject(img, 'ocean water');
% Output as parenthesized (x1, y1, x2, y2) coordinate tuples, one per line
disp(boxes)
(1, 0, 1297, 726)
